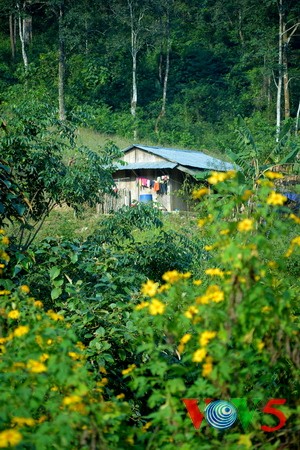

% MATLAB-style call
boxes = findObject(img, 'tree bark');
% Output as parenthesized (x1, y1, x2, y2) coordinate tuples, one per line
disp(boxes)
(128, 0, 139, 140)
(17, 4, 28, 71)
(58, 2, 66, 121)
(296, 100, 300, 136)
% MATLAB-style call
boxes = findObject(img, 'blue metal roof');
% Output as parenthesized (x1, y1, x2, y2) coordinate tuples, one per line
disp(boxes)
(115, 161, 177, 170)
(122, 145, 235, 172)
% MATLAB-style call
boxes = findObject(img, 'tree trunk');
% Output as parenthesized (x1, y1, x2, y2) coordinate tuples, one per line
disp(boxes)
(276, 0, 283, 142)
(296, 100, 300, 136)
(17, 4, 28, 71)
(58, 3, 66, 121)
(129, 1, 138, 140)
(9, 15, 16, 60)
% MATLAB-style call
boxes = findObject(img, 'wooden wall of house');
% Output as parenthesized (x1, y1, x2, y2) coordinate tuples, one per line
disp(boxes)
(124, 148, 165, 164)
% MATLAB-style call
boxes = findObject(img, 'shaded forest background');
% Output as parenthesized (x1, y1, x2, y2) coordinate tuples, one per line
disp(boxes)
(0, 0, 299, 151)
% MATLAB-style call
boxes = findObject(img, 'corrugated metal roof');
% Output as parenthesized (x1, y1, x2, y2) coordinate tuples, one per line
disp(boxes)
(123, 145, 235, 172)
(115, 161, 177, 170)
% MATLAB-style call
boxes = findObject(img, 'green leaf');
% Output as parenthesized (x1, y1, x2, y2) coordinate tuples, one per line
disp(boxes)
(51, 287, 62, 300)
(49, 266, 61, 280)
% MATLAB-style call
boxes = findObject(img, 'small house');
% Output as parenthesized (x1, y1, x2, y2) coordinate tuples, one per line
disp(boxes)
(107, 144, 235, 212)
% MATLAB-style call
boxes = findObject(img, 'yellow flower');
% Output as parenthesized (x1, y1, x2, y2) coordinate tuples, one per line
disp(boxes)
(261, 306, 272, 313)
(257, 341, 265, 352)
(20, 285, 30, 294)
(265, 171, 283, 179)
(193, 279, 202, 286)
(142, 422, 152, 432)
(0, 264, 5, 269)
(237, 219, 253, 232)
(257, 179, 274, 188)
(13, 325, 29, 337)
(208, 171, 228, 184)
(196, 285, 224, 304)
(162, 270, 182, 284)
(157, 283, 171, 293)
(0, 429, 22, 448)
(122, 364, 136, 376)
(11, 362, 25, 371)
(199, 331, 217, 347)
(149, 298, 165, 315)
(197, 219, 207, 228)
(0, 290, 11, 296)
(289, 213, 300, 224)
(205, 268, 224, 277)
(1, 236, 9, 245)
(27, 359, 47, 373)
(204, 245, 214, 251)
(0, 229, 5, 234)
(8, 310, 20, 319)
(135, 301, 149, 311)
(68, 352, 81, 360)
(39, 353, 49, 362)
(99, 366, 107, 374)
(220, 229, 230, 235)
(35, 335, 43, 347)
(266, 191, 287, 206)
(291, 236, 300, 246)
(237, 434, 252, 448)
(241, 190, 252, 201)
(116, 393, 125, 399)
(63, 395, 82, 406)
(192, 187, 209, 199)
(98, 377, 108, 386)
(180, 334, 192, 345)
(34, 300, 43, 308)
(141, 280, 158, 297)
(202, 356, 213, 377)
(76, 341, 86, 350)
(47, 310, 64, 321)
(184, 305, 199, 319)
(12, 417, 35, 427)
(192, 348, 207, 363)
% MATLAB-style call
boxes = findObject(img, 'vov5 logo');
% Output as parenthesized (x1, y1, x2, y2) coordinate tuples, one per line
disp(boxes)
(182, 398, 287, 432)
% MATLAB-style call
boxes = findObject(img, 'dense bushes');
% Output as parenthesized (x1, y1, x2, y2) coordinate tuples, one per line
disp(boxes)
(1, 172, 299, 449)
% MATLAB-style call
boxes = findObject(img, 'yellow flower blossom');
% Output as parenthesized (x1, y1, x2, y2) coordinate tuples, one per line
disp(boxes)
(193, 279, 202, 286)
(35, 335, 43, 347)
(184, 305, 199, 319)
(202, 356, 213, 377)
(116, 393, 125, 399)
(162, 270, 186, 284)
(149, 298, 165, 315)
(0, 264, 5, 269)
(135, 301, 150, 311)
(11, 362, 25, 371)
(68, 352, 81, 360)
(34, 300, 43, 308)
(261, 306, 272, 313)
(204, 245, 214, 251)
(12, 417, 35, 427)
(99, 366, 107, 374)
(237, 434, 252, 448)
(98, 377, 108, 386)
(20, 285, 30, 294)
(13, 325, 29, 337)
(27, 359, 47, 373)
(63, 395, 82, 406)
(285, 236, 300, 257)
(0, 229, 5, 234)
(1, 236, 9, 245)
(291, 236, 300, 246)
(0, 251, 10, 262)
(76, 341, 85, 350)
(0, 429, 22, 448)
(0, 290, 11, 296)
(192, 348, 207, 363)
(205, 268, 224, 277)
(257, 341, 265, 352)
(180, 334, 192, 345)
(289, 213, 300, 224)
(8, 310, 20, 319)
(198, 219, 207, 228)
(142, 422, 152, 432)
(220, 229, 230, 235)
(157, 283, 171, 293)
(196, 285, 224, 304)
(208, 171, 235, 185)
(241, 190, 252, 201)
(47, 310, 64, 321)
(199, 331, 217, 347)
(192, 187, 209, 199)
(237, 219, 253, 232)
(266, 191, 287, 206)
(264, 171, 283, 179)
(122, 364, 136, 376)
(257, 179, 274, 188)
(141, 279, 159, 297)
(39, 353, 49, 362)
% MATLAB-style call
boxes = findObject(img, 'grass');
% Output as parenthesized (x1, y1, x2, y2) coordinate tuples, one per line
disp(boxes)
(76, 128, 133, 154)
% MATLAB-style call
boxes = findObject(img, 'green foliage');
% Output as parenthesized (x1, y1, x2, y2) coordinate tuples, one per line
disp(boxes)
(0, 99, 121, 248)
